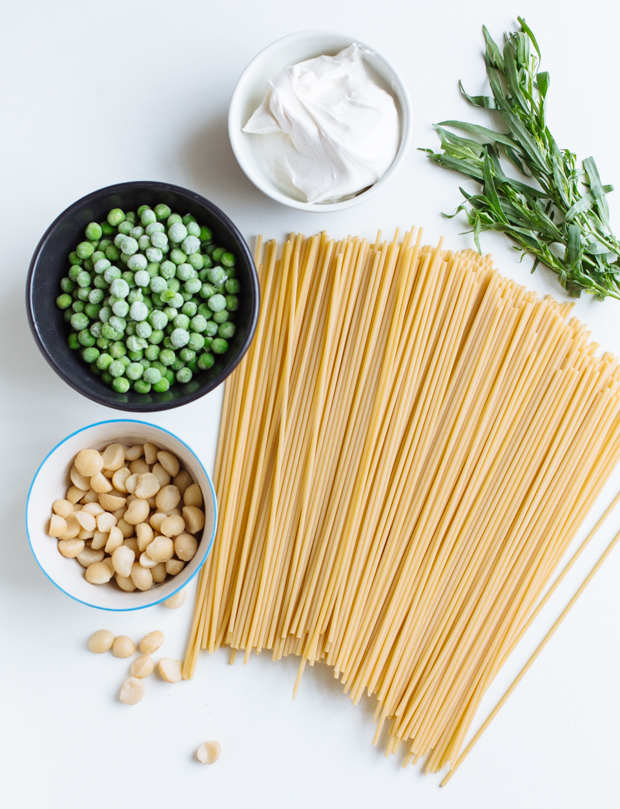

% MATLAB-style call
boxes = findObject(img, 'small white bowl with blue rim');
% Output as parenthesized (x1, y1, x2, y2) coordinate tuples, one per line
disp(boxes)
(26, 419, 217, 611)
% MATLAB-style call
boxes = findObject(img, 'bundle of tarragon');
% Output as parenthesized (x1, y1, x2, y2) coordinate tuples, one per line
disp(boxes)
(424, 17, 620, 301)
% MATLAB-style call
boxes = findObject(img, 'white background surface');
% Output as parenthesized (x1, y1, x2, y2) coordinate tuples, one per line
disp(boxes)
(2, 1, 620, 807)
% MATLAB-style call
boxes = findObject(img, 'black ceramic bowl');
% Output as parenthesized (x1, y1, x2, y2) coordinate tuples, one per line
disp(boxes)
(27, 181, 259, 411)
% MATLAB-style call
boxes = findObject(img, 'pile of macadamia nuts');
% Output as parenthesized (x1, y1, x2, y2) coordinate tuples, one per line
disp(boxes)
(48, 441, 205, 591)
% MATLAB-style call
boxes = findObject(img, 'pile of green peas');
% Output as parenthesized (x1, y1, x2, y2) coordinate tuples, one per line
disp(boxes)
(56, 204, 240, 395)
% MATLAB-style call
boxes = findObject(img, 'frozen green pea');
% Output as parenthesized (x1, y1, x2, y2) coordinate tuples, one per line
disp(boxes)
(181, 235, 200, 255)
(200, 283, 216, 299)
(101, 371, 113, 384)
(118, 221, 133, 236)
(114, 233, 126, 249)
(109, 315, 126, 333)
(225, 278, 240, 294)
(136, 321, 152, 339)
(96, 337, 111, 350)
(67, 333, 80, 350)
(139, 358, 151, 369)
(159, 348, 176, 366)
(187, 252, 204, 271)
(167, 213, 182, 226)
(93, 275, 107, 289)
(160, 288, 177, 304)
(76, 270, 91, 288)
(101, 221, 115, 235)
(179, 347, 195, 363)
(212, 338, 228, 354)
(146, 247, 162, 263)
(120, 236, 138, 256)
(127, 288, 143, 304)
(170, 293, 183, 309)
(208, 294, 226, 312)
(134, 270, 150, 288)
(167, 277, 181, 293)
(152, 378, 170, 393)
(78, 329, 96, 347)
(119, 355, 131, 369)
(163, 306, 178, 321)
(112, 300, 130, 318)
(130, 226, 144, 240)
(182, 301, 198, 317)
(176, 367, 192, 384)
(60, 277, 76, 293)
(71, 301, 85, 313)
(149, 310, 167, 330)
(98, 306, 111, 323)
(212, 310, 229, 324)
(94, 258, 111, 275)
(69, 251, 83, 266)
(138, 234, 151, 251)
(164, 368, 175, 385)
(189, 314, 207, 333)
(150, 231, 168, 250)
(125, 322, 136, 336)
(207, 267, 227, 285)
(121, 271, 135, 288)
(110, 341, 127, 358)
(226, 294, 239, 311)
(89, 321, 103, 338)
(173, 314, 190, 330)
(76, 241, 95, 260)
(147, 262, 160, 277)
(104, 266, 121, 284)
(84, 303, 101, 320)
(126, 362, 144, 380)
(160, 260, 176, 280)
(150, 276, 167, 295)
(56, 293, 72, 310)
(219, 322, 236, 339)
(133, 379, 151, 394)
(127, 253, 148, 271)
(107, 208, 125, 226)
(197, 303, 211, 319)
(68, 265, 82, 282)
(108, 360, 125, 378)
(184, 221, 199, 238)
(136, 205, 148, 217)
(168, 222, 188, 243)
(185, 278, 201, 295)
(205, 321, 218, 337)
(128, 349, 143, 361)
(130, 301, 148, 321)
(97, 352, 113, 370)
(110, 278, 129, 298)
(141, 209, 156, 226)
(88, 287, 105, 303)
(154, 203, 171, 221)
(70, 313, 89, 331)
(112, 376, 130, 393)
(221, 252, 236, 268)
(199, 226, 212, 243)
(75, 288, 90, 302)
(143, 367, 161, 385)
(102, 323, 119, 340)
(91, 251, 105, 265)
(211, 247, 226, 262)
(105, 244, 120, 262)
(170, 248, 187, 265)
(171, 328, 189, 348)
(82, 346, 100, 363)
(176, 263, 193, 282)
(171, 357, 185, 371)
(145, 344, 160, 361)
(197, 351, 214, 371)
(149, 329, 164, 345)
(187, 332, 205, 352)
(146, 222, 165, 236)
(183, 214, 196, 225)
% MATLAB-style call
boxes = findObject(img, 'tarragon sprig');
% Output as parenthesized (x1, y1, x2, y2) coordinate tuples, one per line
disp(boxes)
(422, 17, 620, 301)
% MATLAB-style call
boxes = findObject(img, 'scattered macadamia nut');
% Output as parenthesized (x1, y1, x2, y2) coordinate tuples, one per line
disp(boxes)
(164, 588, 187, 609)
(131, 655, 154, 678)
(196, 741, 221, 765)
(88, 629, 115, 653)
(48, 442, 204, 595)
(158, 658, 183, 683)
(112, 635, 136, 658)
(120, 677, 145, 705)
(139, 631, 165, 655)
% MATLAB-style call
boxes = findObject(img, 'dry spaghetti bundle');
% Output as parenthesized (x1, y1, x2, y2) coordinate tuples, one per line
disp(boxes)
(184, 230, 620, 776)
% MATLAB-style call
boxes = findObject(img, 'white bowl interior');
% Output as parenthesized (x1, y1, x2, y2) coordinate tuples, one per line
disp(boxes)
(229, 30, 412, 212)
(26, 420, 216, 611)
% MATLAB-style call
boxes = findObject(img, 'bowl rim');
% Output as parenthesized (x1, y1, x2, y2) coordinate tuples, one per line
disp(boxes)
(25, 418, 218, 611)
(26, 180, 260, 412)
(228, 29, 413, 212)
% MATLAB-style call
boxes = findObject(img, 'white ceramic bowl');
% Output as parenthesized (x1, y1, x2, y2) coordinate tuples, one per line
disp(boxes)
(26, 420, 217, 611)
(229, 30, 412, 212)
